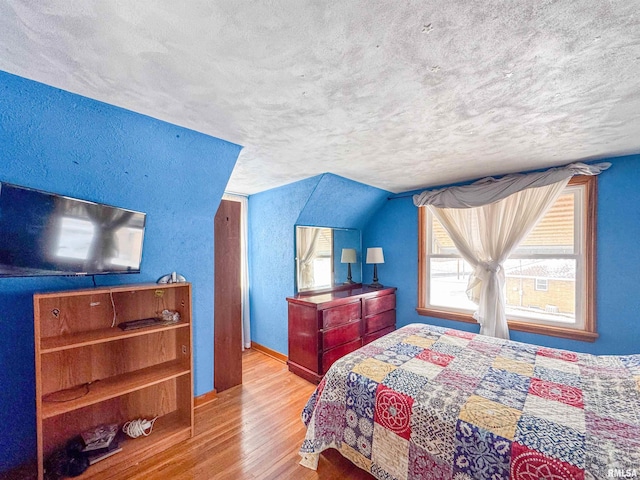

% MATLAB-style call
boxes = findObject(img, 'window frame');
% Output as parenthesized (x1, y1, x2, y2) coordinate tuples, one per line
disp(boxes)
(417, 175, 598, 342)
(534, 278, 549, 292)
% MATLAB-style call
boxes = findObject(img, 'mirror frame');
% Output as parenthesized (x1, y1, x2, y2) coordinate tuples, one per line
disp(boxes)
(294, 225, 362, 293)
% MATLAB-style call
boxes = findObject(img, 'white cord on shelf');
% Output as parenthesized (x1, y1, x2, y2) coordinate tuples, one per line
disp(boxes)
(109, 290, 116, 328)
(122, 416, 158, 438)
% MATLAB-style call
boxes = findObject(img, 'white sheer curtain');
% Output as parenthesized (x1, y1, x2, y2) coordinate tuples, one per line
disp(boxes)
(296, 227, 321, 290)
(414, 162, 610, 339)
(223, 193, 252, 350)
(430, 181, 568, 338)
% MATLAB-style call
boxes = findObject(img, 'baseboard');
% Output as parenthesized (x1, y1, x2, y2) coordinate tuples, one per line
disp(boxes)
(251, 341, 288, 364)
(194, 389, 218, 409)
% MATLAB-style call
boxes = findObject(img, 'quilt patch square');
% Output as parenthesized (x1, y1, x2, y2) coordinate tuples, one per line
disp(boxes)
(585, 411, 640, 448)
(416, 348, 455, 367)
(448, 354, 492, 379)
(499, 345, 537, 363)
(383, 368, 431, 397)
(414, 381, 468, 422)
(374, 349, 415, 367)
(580, 364, 629, 381)
(438, 334, 471, 348)
(445, 329, 475, 340)
(511, 442, 585, 480)
(430, 341, 464, 357)
(537, 347, 580, 363)
(453, 420, 511, 480)
(352, 357, 397, 382)
(515, 414, 585, 468)
(389, 342, 425, 358)
(535, 355, 581, 375)
(408, 442, 453, 480)
(459, 395, 522, 440)
(583, 435, 640, 477)
(359, 344, 386, 357)
(437, 370, 482, 395)
(346, 371, 378, 420)
(619, 355, 640, 370)
(374, 384, 414, 440)
(492, 356, 535, 377)
(403, 334, 436, 349)
(582, 378, 640, 424)
(339, 442, 373, 472)
(474, 367, 530, 410)
(312, 400, 345, 446)
(533, 365, 581, 388)
(529, 377, 584, 408)
(371, 423, 410, 480)
(523, 394, 586, 433)
(467, 339, 502, 357)
(400, 357, 443, 379)
(411, 402, 457, 463)
(344, 408, 375, 458)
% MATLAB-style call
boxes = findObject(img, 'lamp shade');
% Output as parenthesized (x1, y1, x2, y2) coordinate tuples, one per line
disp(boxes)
(341, 248, 357, 264)
(366, 247, 384, 264)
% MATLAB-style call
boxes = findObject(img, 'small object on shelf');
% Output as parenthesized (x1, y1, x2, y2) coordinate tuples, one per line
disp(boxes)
(80, 424, 118, 453)
(117, 317, 163, 331)
(161, 309, 180, 324)
(86, 446, 123, 465)
(44, 447, 89, 478)
(122, 416, 158, 438)
(157, 271, 186, 284)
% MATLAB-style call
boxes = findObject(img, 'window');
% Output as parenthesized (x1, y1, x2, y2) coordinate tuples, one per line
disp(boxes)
(534, 278, 548, 292)
(418, 176, 597, 341)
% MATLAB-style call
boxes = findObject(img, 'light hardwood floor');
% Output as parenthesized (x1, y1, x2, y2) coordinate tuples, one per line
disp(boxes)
(4, 349, 373, 480)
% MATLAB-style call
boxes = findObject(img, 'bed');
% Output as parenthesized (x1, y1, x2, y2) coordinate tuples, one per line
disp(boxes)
(299, 323, 640, 479)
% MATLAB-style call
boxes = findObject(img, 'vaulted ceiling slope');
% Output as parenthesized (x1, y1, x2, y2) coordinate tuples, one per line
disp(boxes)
(1, 1, 639, 194)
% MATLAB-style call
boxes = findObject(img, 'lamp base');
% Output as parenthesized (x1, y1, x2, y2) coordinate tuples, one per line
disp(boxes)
(368, 281, 384, 289)
(343, 279, 356, 285)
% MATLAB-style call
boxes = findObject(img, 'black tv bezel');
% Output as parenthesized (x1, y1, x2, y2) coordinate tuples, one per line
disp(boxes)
(0, 181, 146, 278)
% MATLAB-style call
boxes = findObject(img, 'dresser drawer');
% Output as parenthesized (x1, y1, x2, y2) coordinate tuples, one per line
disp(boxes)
(363, 325, 395, 345)
(323, 320, 361, 350)
(322, 301, 361, 329)
(322, 338, 362, 373)
(364, 293, 396, 316)
(364, 309, 396, 334)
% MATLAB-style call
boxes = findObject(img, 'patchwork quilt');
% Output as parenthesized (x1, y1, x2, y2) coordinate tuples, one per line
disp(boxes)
(299, 324, 640, 480)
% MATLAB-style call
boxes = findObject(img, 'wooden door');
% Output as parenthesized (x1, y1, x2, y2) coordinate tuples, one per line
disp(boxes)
(214, 199, 242, 392)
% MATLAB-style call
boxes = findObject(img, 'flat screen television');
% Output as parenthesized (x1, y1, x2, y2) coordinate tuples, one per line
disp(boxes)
(0, 182, 146, 277)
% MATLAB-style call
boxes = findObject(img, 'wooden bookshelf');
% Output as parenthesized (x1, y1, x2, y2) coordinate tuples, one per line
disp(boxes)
(34, 283, 194, 480)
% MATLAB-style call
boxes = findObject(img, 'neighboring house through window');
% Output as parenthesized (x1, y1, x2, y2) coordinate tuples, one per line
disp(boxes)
(418, 176, 598, 341)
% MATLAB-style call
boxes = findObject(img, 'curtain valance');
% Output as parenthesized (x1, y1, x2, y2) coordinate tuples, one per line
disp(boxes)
(413, 162, 611, 208)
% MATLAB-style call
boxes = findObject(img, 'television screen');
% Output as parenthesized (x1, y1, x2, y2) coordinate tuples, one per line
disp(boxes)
(0, 182, 146, 277)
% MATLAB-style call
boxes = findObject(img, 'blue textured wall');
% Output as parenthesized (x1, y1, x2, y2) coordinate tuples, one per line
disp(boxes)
(296, 173, 389, 229)
(248, 176, 321, 354)
(248, 173, 390, 354)
(0, 70, 241, 471)
(363, 155, 640, 355)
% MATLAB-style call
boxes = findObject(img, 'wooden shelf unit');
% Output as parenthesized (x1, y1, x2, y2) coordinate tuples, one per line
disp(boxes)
(34, 283, 194, 480)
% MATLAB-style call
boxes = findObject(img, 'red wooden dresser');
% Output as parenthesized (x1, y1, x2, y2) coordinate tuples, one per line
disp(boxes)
(286, 285, 397, 383)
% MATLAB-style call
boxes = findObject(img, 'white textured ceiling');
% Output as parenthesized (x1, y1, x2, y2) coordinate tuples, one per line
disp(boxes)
(1, 1, 639, 194)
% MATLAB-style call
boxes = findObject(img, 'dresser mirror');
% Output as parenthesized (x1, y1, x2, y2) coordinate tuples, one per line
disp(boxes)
(295, 225, 362, 292)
